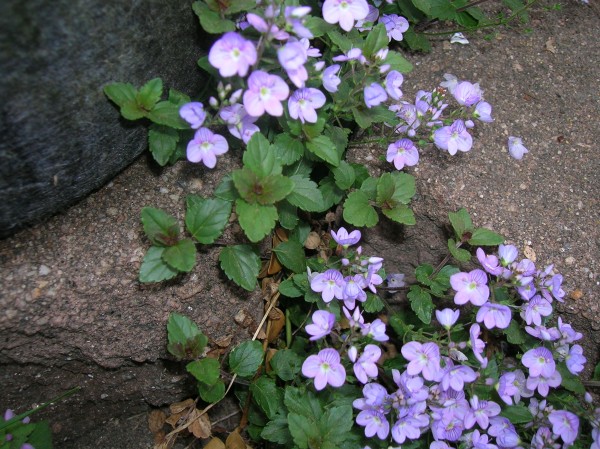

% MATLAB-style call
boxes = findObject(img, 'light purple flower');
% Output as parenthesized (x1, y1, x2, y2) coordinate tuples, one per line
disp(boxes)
(219, 104, 259, 144)
(302, 348, 346, 390)
(440, 73, 459, 94)
(566, 344, 586, 374)
(392, 415, 423, 444)
(179, 102, 206, 129)
(498, 244, 518, 266)
(186, 128, 228, 168)
(353, 382, 389, 410)
(440, 359, 477, 391)
(385, 70, 404, 100)
(525, 325, 561, 341)
(353, 344, 381, 384)
(469, 323, 487, 367)
(322, 0, 369, 32)
(364, 83, 388, 108)
(322, 64, 341, 93)
(343, 305, 364, 328)
(401, 341, 441, 381)
(434, 119, 473, 155)
(342, 274, 367, 308)
(246, 13, 289, 40)
(356, 409, 390, 439)
(497, 369, 532, 405)
(557, 317, 583, 343)
(526, 370, 562, 397)
(208, 32, 257, 77)
(476, 303, 512, 329)
(521, 295, 552, 326)
(278, 41, 308, 88)
(305, 310, 336, 340)
(288, 87, 326, 123)
(476, 248, 503, 276)
(387, 138, 419, 170)
(450, 269, 490, 306)
(243, 71, 289, 117)
(531, 427, 558, 449)
(387, 273, 406, 292)
(310, 269, 345, 302)
(331, 227, 361, 246)
(436, 308, 460, 330)
(522, 347, 556, 378)
(355, 5, 380, 31)
(361, 318, 389, 341)
(465, 396, 501, 430)
(549, 410, 579, 444)
(380, 14, 409, 41)
(285, 6, 313, 39)
(332, 47, 366, 63)
(508, 136, 528, 160)
(453, 81, 483, 106)
(474, 101, 493, 122)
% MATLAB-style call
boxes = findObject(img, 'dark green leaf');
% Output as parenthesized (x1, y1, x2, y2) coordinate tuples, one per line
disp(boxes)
(360, 176, 378, 199)
(320, 405, 353, 446)
(137, 78, 163, 110)
(376, 172, 416, 205)
(277, 201, 299, 230)
(324, 125, 350, 159)
(363, 23, 388, 57)
(407, 285, 434, 324)
(120, 100, 146, 121)
(273, 133, 304, 166)
(224, 0, 256, 14)
(288, 413, 320, 449)
(236, 199, 278, 242)
(250, 377, 283, 419)
(229, 340, 264, 377)
(327, 30, 353, 52)
(214, 173, 239, 201)
(332, 161, 355, 190)
(140, 246, 179, 283)
(192, 1, 236, 33)
(383, 204, 416, 225)
(197, 55, 219, 77)
(185, 196, 232, 244)
(273, 240, 306, 273)
(319, 175, 344, 210)
(103, 82, 137, 107)
(167, 312, 208, 360)
(286, 175, 326, 212)
(556, 363, 586, 394)
(305, 16, 333, 37)
(168, 88, 191, 107)
(244, 133, 280, 178)
(261, 413, 293, 445)
(219, 244, 261, 291)
(147, 101, 188, 129)
(284, 387, 322, 418)
(385, 50, 414, 73)
(148, 125, 179, 166)
(389, 313, 415, 340)
(306, 135, 340, 166)
(141, 207, 180, 246)
(415, 264, 435, 285)
(403, 29, 432, 52)
(232, 168, 294, 205)
(469, 228, 505, 246)
(363, 293, 385, 313)
(503, 320, 526, 345)
(500, 405, 533, 424)
(186, 358, 220, 385)
(435, 265, 460, 290)
(448, 238, 472, 262)
(26, 421, 53, 449)
(303, 116, 327, 139)
(278, 278, 304, 298)
(270, 349, 304, 381)
(502, 0, 529, 21)
(198, 380, 226, 403)
(448, 208, 474, 239)
(594, 362, 600, 381)
(162, 239, 197, 272)
(343, 191, 378, 227)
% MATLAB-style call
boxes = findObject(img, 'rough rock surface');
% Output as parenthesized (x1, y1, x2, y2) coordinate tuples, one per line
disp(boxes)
(1, 1, 599, 448)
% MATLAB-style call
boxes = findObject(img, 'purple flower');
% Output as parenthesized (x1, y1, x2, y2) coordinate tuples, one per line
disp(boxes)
(549, 410, 580, 445)
(278, 41, 308, 88)
(469, 323, 487, 367)
(453, 81, 483, 106)
(476, 303, 512, 330)
(208, 32, 257, 78)
(353, 344, 381, 384)
(508, 136, 528, 160)
(361, 318, 389, 341)
(288, 87, 326, 123)
(310, 269, 345, 302)
(450, 269, 490, 306)
(322, 0, 369, 32)
(566, 344, 586, 374)
(435, 308, 460, 330)
(497, 370, 532, 405)
(526, 370, 561, 397)
(186, 128, 228, 168)
(219, 104, 259, 144)
(342, 274, 367, 308)
(465, 396, 502, 430)
(469, 429, 498, 449)
(441, 73, 459, 94)
(474, 101, 493, 122)
(355, 5, 380, 31)
(353, 382, 389, 410)
(522, 347, 556, 378)
(391, 416, 422, 444)
(343, 305, 364, 329)
(401, 341, 441, 381)
(305, 310, 336, 340)
(521, 295, 552, 326)
(385, 70, 404, 100)
(531, 427, 559, 449)
(285, 6, 313, 39)
(525, 324, 561, 341)
(179, 102, 206, 129)
(557, 317, 583, 343)
(380, 14, 409, 41)
(440, 359, 477, 392)
(498, 244, 518, 265)
(434, 119, 473, 155)
(387, 138, 419, 170)
(322, 64, 341, 93)
(246, 13, 289, 40)
(243, 71, 289, 117)
(476, 248, 503, 276)
(302, 348, 346, 390)
(356, 409, 390, 439)
(332, 47, 366, 63)
(364, 82, 388, 108)
(331, 227, 361, 246)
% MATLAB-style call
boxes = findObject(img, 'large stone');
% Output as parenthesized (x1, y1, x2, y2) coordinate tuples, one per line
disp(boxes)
(0, 0, 205, 236)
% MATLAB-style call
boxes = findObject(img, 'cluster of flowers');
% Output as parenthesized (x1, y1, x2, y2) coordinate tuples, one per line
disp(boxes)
(300, 231, 598, 449)
(1, 409, 35, 449)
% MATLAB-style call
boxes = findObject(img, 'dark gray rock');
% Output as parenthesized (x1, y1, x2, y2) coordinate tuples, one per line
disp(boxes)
(0, 0, 205, 236)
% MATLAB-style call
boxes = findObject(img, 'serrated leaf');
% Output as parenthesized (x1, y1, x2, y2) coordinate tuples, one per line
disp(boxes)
(500, 405, 533, 424)
(261, 413, 293, 445)
(141, 207, 180, 246)
(363, 293, 385, 313)
(407, 285, 434, 324)
(232, 168, 294, 205)
(449, 208, 474, 240)
(229, 340, 264, 377)
(286, 175, 326, 212)
(327, 30, 353, 52)
(224, 0, 256, 14)
(389, 313, 415, 340)
(303, 116, 326, 139)
(343, 191, 378, 227)
(278, 278, 304, 298)
(306, 135, 340, 167)
(324, 125, 350, 159)
(273, 240, 306, 273)
(360, 176, 378, 199)
(148, 125, 179, 166)
(236, 199, 278, 242)
(162, 239, 196, 272)
(376, 172, 416, 205)
(104, 82, 137, 107)
(332, 161, 355, 190)
(403, 29, 432, 52)
(288, 413, 320, 449)
(250, 377, 283, 419)
(271, 349, 304, 381)
(277, 201, 299, 230)
(273, 133, 304, 166)
(305, 16, 333, 37)
(167, 312, 208, 359)
(192, 1, 236, 33)
(448, 238, 472, 262)
(503, 320, 526, 344)
(219, 244, 261, 291)
(140, 246, 179, 283)
(469, 228, 505, 246)
(244, 133, 280, 178)
(556, 363, 586, 394)
(385, 50, 414, 73)
(187, 358, 220, 385)
(383, 204, 416, 225)
(137, 78, 163, 110)
(319, 175, 344, 210)
(120, 101, 146, 120)
(147, 101, 188, 129)
(198, 380, 226, 403)
(363, 23, 389, 57)
(186, 196, 232, 244)
(214, 173, 239, 201)
(168, 88, 191, 107)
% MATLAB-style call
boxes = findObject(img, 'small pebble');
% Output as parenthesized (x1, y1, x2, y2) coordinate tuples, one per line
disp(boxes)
(39, 265, 50, 276)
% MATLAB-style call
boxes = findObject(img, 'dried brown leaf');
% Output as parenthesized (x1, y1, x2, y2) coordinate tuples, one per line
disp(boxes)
(226, 429, 246, 449)
(275, 227, 288, 242)
(189, 409, 211, 439)
(265, 348, 277, 374)
(523, 246, 536, 262)
(267, 252, 283, 275)
(570, 289, 583, 300)
(169, 399, 194, 414)
(304, 231, 321, 249)
(205, 437, 226, 449)
(153, 430, 166, 445)
(214, 334, 233, 348)
(148, 409, 167, 433)
(165, 412, 183, 428)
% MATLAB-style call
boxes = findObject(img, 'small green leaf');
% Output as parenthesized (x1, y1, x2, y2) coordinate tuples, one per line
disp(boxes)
(137, 78, 163, 110)
(500, 405, 533, 424)
(236, 199, 278, 242)
(327, 30, 353, 52)
(385, 50, 414, 73)
(302, 116, 326, 139)
(305, 16, 333, 37)
(343, 191, 378, 227)
(306, 135, 340, 166)
(192, 1, 236, 33)
(277, 201, 299, 230)
(167, 312, 208, 360)
(383, 204, 416, 225)
(407, 285, 434, 324)
(147, 101, 188, 129)
(273, 240, 306, 273)
(140, 246, 179, 283)
(168, 88, 191, 107)
(186, 358, 220, 385)
(141, 207, 180, 246)
(250, 377, 283, 419)
(363, 293, 385, 313)
(504, 320, 526, 345)
(449, 208, 474, 240)
(363, 23, 388, 57)
(120, 101, 146, 121)
(278, 278, 304, 298)
(270, 349, 304, 381)
(469, 228, 505, 246)
(448, 238, 472, 262)
(244, 133, 280, 178)
(332, 161, 355, 190)
(162, 239, 196, 272)
(556, 363, 586, 394)
(376, 172, 416, 205)
(232, 168, 294, 205)
(403, 29, 432, 52)
(273, 133, 304, 166)
(318, 176, 344, 210)
(288, 413, 320, 449)
(214, 173, 239, 201)
(360, 176, 378, 199)
(594, 362, 600, 381)
(198, 380, 226, 403)
(261, 413, 293, 445)
(224, 0, 256, 14)
(229, 340, 264, 377)
(104, 82, 137, 107)
(185, 195, 232, 244)
(148, 125, 179, 166)
(324, 125, 350, 159)
(286, 175, 326, 212)
(219, 244, 261, 291)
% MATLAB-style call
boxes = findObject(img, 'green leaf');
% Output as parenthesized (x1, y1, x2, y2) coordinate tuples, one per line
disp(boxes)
(360, 176, 378, 199)
(363, 23, 388, 57)
(148, 125, 179, 166)
(594, 362, 600, 381)
(186, 358, 220, 385)
(244, 133, 280, 178)
(224, 0, 256, 14)
(327, 30, 353, 52)
(104, 82, 137, 107)
(192, 1, 236, 33)
(500, 405, 533, 424)
(318, 176, 344, 210)
(286, 175, 326, 212)
(383, 204, 416, 225)
(403, 29, 432, 52)
(407, 285, 434, 324)
(250, 377, 283, 419)
(139, 246, 179, 283)
(277, 201, 299, 230)
(305, 16, 333, 37)
(448, 208, 474, 240)
(343, 191, 378, 227)
(273, 240, 306, 273)
(503, 320, 526, 345)
(376, 172, 416, 205)
(502, 0, 529, 21)
(185, 195, 232, 244)
(229, 340, 264, 377)
(352, 107, 372, 129)
(448, 238, 472, 262)
(168, 88, 191, 107)
(284, 387, 322, 418)
(273, 133, 304, 166)
(324, 125, 350, 159)
(219, 244, 261, 291)
(278, 278, 304, 298)
(198, 380, 226, 403)
(261, 413, 293, 445)
(232, 168, 294, 205)
(556, 363, 586, 394)
(303, 116, 326, 140)
(27, 421, 53, 449)
(288, 413, 320, 449)
(136, 78, 163, 110)
(332, 161, 355, 190)
(167, 312, 208, 360)
(270, 349, 304, 381)
(306, 135, 340, 166)
(147, 101, 188, 129)
(141, 207, 180, 246)
(320, 406, 353, 446)
(120, 101, 146, 121)
(214, 173, 239, 202)
(236, 199, 278, 242)
(197, 55, 219, 77)
(435, 265, 460, 290)
(469, 228, 505, 246)
(162, 239, 197, 272)
(389, 313, 415, 340)
(363, 293, 385, 313)
(385, 50, 414, 73)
